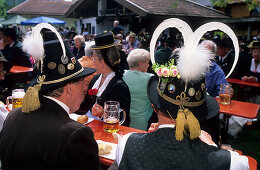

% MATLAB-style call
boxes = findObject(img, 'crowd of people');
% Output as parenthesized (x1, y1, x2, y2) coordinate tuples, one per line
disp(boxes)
(0, 19, 258, 169)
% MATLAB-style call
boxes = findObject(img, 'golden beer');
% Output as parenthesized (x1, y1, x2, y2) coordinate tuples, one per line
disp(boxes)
(103, 119, 119, 133)
(219, 93, 231, 105)
(12, 98, 23, 109)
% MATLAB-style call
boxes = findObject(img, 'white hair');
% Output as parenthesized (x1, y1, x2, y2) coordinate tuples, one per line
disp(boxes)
(114, 20, 119, 26)
(127, 49, 150, 68)
(73, 35, 85, 44)
(200, 40, 217, 53)
(84, 41, 95, 56)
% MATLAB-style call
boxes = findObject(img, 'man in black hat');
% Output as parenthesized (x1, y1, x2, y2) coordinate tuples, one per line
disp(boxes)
(0, 28, 32, 67)
(0, 24, 100, 170)
(114, 45, 249, 169)
(215, 37, 235, 76)
(155, 35, 179, 65)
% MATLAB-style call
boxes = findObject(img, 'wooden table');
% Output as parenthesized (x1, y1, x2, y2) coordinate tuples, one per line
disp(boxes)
(9, 66, 33, 73)
(86, 120, 146, 166)
(216, 98, 259, 119)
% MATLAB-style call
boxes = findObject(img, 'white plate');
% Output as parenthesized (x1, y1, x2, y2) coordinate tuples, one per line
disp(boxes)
(69, 113, 94, 124)
(96, 140, 117, 160)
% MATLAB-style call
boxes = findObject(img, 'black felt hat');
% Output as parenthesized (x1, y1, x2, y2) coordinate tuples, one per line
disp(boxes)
(3, 28, 17, 37)
(251, 41, 260, 49)
(90, 32, 120, 49)
(147, 76, 219, 121)
(149, 46, 219, 141)
(22, 23, 96, 113)
(216, 37, 233, 49)
(0, 51, 12, 71)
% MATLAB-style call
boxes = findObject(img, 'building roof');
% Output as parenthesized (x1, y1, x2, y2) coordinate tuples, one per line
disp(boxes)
(114, 0, 229, 18)
(7, 0, 73, 16)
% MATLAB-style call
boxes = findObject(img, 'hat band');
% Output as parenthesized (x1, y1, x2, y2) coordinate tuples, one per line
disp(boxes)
(39, 68, 84, 85)
(157, 86, 205, 107)
(90, 41, 120, 50)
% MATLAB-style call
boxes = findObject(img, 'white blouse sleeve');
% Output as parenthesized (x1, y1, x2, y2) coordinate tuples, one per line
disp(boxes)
(115, 133, 133, 166)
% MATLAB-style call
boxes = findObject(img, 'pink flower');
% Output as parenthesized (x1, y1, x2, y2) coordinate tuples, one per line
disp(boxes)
(162, 67, 170, 77)
(171, 68, 178, 77)
(157, 68, 163, 76)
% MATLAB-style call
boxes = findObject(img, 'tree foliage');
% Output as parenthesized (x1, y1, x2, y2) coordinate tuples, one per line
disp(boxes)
(210, 0, 260, 11)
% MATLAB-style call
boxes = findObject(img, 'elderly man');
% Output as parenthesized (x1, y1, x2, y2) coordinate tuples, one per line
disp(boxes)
(0, 24, 100, 170)
(0, 28, 32, 67)
(201, 40, 227, 97)
(115, 43, 249, 169)
(112, 20, 124, 36)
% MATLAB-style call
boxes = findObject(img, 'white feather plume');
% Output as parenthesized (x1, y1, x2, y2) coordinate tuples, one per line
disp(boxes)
(177, 44, 213, 82)
(22, 30, 44, 60)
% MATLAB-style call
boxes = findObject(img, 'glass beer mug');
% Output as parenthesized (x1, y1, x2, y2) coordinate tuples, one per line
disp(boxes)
(6, 89, 25, 110)
(219, 84, 232, 105)
(103, 101, 126, 133)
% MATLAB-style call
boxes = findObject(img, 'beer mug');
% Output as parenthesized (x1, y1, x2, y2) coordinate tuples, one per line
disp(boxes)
(6, 89, 25, 110)
(219, 84, 232, 105)
(103, 101, 126, 133)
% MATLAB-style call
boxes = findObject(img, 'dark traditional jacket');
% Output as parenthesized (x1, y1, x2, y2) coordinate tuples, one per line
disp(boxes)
(215, 50, 235, 76)
(72, 45, 85, 60)
(119, 128, 231, 170)
(81, 74, 131, 126)
(1, 41, 32, 67)
(0, 97, 100, 170)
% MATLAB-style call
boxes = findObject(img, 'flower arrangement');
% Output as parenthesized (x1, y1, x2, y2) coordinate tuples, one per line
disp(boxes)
(152, 58, 181, 83)
(88, 88, 98, 96)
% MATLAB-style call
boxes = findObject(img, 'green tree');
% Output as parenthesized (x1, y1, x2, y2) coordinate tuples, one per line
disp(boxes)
(0, 0, 6, 17)
(210, 0, 260, 11)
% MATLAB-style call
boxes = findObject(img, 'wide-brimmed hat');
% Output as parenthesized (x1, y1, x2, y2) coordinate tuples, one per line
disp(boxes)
(0, 51, 12, 71)
(22, 23, 96, 113)
(250, 41, 260, 49)
(90, 32, 120, 50)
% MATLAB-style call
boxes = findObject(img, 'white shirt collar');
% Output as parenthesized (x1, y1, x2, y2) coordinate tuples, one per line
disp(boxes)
(250, 58, 260, 73)
(92, 72, 115, 97)
(158, 124, 175, 129)
(9, 42, 15, 47)
(44, 96, 70, 115)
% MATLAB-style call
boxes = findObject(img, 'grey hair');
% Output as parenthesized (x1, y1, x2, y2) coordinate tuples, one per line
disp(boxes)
(46, 86, 64, 97)
(201, 40, 217, 53)
(74, 35, 85, 44)
(85, 41, 95, 56)
(127, 49, 150, 69)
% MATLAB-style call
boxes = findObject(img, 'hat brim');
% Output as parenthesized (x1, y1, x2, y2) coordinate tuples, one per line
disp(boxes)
(26, 67, 96, 94)
(147, 76, 219, 121)
(90, 40, 120, 50)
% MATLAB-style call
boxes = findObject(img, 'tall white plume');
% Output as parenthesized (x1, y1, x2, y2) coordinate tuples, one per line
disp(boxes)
(22, 30, 44, 60)
(22, 23, 66, 61)
(177, 45, 213, 82)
